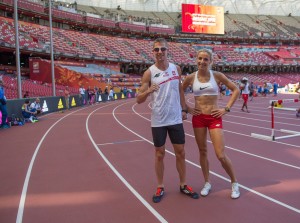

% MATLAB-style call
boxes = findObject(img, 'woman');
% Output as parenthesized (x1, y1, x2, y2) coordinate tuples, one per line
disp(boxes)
(182, 49, 240, 199)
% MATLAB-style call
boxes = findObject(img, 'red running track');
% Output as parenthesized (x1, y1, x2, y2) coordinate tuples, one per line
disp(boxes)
(0, 94, 300, 223)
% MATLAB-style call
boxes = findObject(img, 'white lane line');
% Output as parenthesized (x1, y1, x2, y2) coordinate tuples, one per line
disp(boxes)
(86, 104, 168, 223)
(184, 132, 300, 170)
(193, 98, 300, 121)
(185, 158, 300, 214)
(223, 129, 300, 148)
(184, 120, 300, 149)
(97, 139, 144, 146)
(130, 103, 300, 214)
(16, 106, 89, 223)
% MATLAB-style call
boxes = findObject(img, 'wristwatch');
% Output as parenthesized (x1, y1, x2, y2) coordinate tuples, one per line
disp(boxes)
(182, 109, 188, 113)
(224, 107, 230, 112)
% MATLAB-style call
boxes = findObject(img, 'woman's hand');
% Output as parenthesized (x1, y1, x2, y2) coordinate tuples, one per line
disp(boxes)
(188, 107, 201, 116)
(211, 108, 227, 118)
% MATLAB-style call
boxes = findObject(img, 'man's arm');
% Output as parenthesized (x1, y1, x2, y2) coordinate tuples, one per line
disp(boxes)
(177, 67, 187, 110)
(176, 66, 190, 121)
(136, 69, 158, 104)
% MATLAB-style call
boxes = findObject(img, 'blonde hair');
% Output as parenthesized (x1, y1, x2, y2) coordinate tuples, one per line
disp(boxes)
(197, 49, 213, 61)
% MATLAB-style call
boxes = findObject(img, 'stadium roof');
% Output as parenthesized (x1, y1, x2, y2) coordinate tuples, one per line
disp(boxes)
(61, 0, 300, 16)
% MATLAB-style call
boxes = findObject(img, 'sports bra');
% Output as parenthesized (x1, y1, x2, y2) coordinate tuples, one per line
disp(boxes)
(193, 70, 219, 96)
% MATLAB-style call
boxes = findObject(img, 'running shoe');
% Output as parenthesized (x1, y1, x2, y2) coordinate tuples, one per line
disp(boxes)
(152, 187, 164, 203)
(200, 182, 212, 196)
(0, 124, 10, 129)
(180, 185, 199, 199)
(231, 182, 240, 199)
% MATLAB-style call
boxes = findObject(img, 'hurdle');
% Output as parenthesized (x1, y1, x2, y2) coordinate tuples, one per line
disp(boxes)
(271, 98, 299, 111)
(251, 98, 300, 141)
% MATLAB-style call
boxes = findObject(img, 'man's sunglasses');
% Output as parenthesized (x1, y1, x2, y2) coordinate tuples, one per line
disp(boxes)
(153, 47, 167, 52)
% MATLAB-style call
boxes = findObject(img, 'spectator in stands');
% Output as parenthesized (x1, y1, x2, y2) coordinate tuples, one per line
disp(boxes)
(79, 85, 85, 106)
(0, 79, 10, 129)
(23, 91, 29, 98)
(182, 48, 240, 199)
(64, 86, 70, 110)
(22, 99, 38, 123)
(273, 81, 278, 97)
(136, 38, 199, 203)
(30, 98, 42, 117)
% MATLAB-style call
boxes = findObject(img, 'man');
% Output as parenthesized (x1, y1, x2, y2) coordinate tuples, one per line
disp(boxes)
(30, 97, 43, 116)
(0, 79, 10, 129)
(136, 38, 199, 203)
(249, 81, 255, 101)
(79, 85, 85, 106)
(273, 81, 278, 97)
(64, 86, 70, 110)
(240, 77, 250, 113)
(109, 87, 114, 101)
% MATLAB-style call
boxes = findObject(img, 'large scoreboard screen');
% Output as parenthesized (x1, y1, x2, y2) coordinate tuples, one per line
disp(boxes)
(182, 4, 224, 35)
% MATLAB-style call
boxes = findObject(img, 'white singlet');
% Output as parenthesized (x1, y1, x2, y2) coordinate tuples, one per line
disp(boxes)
(192, 70, 219, 96)
(242, 83, 250, 94)
(149, 63, 182, 127)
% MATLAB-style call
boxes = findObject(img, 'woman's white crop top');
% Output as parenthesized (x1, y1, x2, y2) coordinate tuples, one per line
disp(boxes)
(192, 70, 219, 96)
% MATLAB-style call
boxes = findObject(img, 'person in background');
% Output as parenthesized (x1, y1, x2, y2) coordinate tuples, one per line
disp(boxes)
(136, 38, 199, 203)
(79, 85, 85, 106)
(219, 82, 226, 100)
(30, 97, 43, 117)
(22, 99, 38, 123)
(0, 79, 10, 129)
(249, 81, 255, 101)
(104, 86, 109, 100)
(109, 87, 114, 101)
(296, 82, 300, 118)
(97, 87, 103, 103)
(262, 82, 268, 97)
(87, 86, 95, 105)
(94, 86, 99, 103)
(182, 48, 240, 199)
(23, 91, 29, 98)
(273, 81, 278, 97)
(241, 77, 250, 113)
(123, 86, 128, 98)
(238, 78, 244, 100)
(64, 86, 71, 110)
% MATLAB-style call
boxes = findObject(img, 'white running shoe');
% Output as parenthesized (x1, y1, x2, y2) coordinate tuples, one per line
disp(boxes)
(200, 182, 212, 196)
(231, 182, 240, 199)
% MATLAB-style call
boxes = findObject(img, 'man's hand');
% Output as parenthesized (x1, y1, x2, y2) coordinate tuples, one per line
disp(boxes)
(148, 83, 159, 93)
